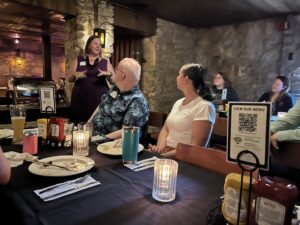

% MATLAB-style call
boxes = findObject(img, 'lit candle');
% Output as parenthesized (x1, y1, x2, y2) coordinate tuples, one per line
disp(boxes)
(152, 159, 178, 202)
(73, 130, 89, 156)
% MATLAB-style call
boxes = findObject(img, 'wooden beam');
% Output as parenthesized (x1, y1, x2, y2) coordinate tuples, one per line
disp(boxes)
(11, 0, 77, 16)
(114, 5, 156, 36)
(42, 33, 51, 78)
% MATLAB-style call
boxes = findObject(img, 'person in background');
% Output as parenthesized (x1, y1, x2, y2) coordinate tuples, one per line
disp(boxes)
(148, 63, 215, 156)
(258, 75, 293, 115)
(259, 101, 300, 193)
(88, 58, 149, 139)
(0, 147, 11, 185)
(270, 100, 300, 149)
(67, 35, 114, 123)
(210, 72, 240, 112)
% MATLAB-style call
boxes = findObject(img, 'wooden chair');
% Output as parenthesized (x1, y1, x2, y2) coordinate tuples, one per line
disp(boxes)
(175, 143, 258, 178)
(146, 111, 168, 144)
(272, 141, 300, 170)
(210, 117, 228, 151)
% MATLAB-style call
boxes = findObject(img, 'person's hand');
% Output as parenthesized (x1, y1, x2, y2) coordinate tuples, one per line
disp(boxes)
(147, 143, 160, 153)
(270, 133, 279, 149)
(97, 69, 112, 77)
(74, 71, 87, 80)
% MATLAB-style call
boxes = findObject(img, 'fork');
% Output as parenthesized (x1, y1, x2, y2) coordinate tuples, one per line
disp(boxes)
(39, 174, 90, 194)
(27, 159, 79, 171)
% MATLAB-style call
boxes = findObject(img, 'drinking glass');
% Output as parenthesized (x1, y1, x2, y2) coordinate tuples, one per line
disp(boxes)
(72, 130, 89, 156)
(122, 126, 140, 164)
(77, 122, 93, 144)
(64, 122, 74, 147)
(10, 105, 26, 144)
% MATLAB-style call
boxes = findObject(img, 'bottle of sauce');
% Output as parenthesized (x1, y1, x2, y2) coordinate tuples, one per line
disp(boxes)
(37, 118, 47, 146)
(251, 176, 298, 225)
(222, 173, 253, 225)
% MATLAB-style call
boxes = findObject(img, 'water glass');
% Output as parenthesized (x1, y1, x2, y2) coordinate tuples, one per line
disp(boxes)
(72, 130, 89, 156)
(152, 159, 178, 202)
(10, 105, 26, 144)
(122, 126, 140, 164)
(64, 122, 74, 147)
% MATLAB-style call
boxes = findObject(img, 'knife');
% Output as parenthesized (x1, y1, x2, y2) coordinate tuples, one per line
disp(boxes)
(42, 181, 99, 201)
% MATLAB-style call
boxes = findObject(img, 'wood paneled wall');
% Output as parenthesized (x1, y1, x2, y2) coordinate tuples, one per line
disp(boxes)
(111, 38, 143, 67)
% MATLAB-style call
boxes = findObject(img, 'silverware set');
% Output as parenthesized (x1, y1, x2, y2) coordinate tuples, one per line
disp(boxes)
(125, 157, 158, 171)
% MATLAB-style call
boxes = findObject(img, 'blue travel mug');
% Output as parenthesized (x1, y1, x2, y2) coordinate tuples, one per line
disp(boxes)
(122, 126, 140, 164)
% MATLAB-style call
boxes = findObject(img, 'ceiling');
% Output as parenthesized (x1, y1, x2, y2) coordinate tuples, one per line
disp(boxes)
(1, 0, 300, 47)
(0, 0, 70, 47)
(109, 0, 300, 27)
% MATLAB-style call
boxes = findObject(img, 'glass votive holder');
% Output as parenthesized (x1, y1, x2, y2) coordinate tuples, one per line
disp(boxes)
(152, 159, 178, 202)
(72, 130, 89, 156)
(78, 122, 93, 144)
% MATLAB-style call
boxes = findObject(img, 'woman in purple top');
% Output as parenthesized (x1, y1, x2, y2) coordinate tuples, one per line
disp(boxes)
(67, 35, 114, 123)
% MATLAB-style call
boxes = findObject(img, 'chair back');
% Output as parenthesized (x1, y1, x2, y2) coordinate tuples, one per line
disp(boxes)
(148, 111, 168, 128)
(142, 111, 168, 145)
(175, 143, 258, 178)
(273, 141, 300, 170)
(210, 117, 228, 150)
(212, 117, 227, 137)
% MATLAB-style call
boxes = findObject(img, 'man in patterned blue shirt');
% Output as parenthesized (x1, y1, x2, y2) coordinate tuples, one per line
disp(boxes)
(88, 58, 149, 139)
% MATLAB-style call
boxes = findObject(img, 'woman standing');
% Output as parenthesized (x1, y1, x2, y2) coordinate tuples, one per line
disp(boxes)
(67, 35, 114, 123)
(148, 63, 215, 156)
(258, 75, 293, 115)
(211, 72, 240, 111)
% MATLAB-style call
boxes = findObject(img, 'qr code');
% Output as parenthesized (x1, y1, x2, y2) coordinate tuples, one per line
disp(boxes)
(44, 91, 50, 99)
(238, 113, 257, 133)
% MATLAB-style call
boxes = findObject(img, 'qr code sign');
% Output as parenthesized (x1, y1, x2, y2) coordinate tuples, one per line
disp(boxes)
(238, 113, 257, 133)
(44, 91, 50, 99)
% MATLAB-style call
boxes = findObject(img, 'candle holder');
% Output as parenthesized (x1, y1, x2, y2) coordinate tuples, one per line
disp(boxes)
(72, 130, 89, 156)
(152, 159, 178, 202)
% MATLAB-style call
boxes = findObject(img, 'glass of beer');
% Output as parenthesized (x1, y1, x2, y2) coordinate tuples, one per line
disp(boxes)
(10, 105, 26, 144)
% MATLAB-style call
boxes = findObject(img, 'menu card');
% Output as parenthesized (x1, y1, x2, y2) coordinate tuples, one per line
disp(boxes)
(227, 102, 271, 170)
(39, 86, 56, 114)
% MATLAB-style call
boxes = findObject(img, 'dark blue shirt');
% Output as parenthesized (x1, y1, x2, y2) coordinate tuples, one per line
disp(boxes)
(92, 85, 149, 135)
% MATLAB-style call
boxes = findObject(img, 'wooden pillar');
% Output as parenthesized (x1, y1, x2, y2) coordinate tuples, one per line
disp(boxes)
(42, 33, 51, 79)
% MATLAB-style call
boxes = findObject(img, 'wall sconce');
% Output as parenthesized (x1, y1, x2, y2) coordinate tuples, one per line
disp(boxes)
(94, 28, 106, 48)
(15, 49, 23, 66)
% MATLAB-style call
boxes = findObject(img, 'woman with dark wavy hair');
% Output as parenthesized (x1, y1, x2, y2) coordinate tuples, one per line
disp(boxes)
(211, 72, 240, 111)
(148, 63, 216, 156)
(258, 75, 293, 115)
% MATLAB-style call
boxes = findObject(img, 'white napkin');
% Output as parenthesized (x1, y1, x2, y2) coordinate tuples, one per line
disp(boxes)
(124, 156, 158, 171)
(91, 135, 107, 143)
(34, 175, 100, 202)
(4, 151, 38, 167)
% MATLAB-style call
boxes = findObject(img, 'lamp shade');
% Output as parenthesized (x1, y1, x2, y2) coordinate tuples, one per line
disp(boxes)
(94, 28, 106, 48)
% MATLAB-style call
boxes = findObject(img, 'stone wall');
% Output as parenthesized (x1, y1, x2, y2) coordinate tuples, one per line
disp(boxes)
(196, 18, 284, 101)
(281, 14, 300, 100)
(0, 47, 65, 88)
(144, 19, 198, 112)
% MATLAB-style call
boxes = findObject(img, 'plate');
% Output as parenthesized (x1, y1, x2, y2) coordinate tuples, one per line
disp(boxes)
(97, 140, 144, 156)
(28, 155, 95, 177)
(0, 129, 13, 139)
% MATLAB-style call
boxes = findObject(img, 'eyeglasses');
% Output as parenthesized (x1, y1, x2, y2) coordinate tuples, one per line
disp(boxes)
(115, 67, 125, 75)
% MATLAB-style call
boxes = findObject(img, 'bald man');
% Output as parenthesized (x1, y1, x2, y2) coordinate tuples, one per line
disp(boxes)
(88, 58, 149, 139)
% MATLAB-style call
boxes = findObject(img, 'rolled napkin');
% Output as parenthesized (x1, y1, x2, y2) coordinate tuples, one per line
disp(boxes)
(4, 151, 38, 167)
(34, 174, 100, 202)
(124, 156, 159, 171)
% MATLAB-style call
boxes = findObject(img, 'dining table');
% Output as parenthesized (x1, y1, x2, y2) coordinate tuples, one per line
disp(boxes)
(0, 142, 226, 225)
